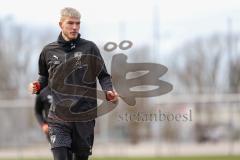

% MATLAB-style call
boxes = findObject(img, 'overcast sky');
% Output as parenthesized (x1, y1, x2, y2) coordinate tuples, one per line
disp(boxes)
(1, 0, 240, 57)
(1, 0, 240, 25)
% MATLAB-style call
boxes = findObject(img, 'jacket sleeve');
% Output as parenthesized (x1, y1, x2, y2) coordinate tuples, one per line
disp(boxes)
(38, 48, 49, 89)
(92, 43, 113, 91)
(34, 94, 46, 126)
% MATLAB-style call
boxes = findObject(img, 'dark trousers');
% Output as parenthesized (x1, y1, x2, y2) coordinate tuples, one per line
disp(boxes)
(52, 147, 89, 160)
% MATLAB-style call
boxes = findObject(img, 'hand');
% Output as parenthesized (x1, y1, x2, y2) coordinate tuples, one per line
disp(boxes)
(28, 81, 40, 94)
(42, 123, 49, 134)
(106, 90, 119, 103)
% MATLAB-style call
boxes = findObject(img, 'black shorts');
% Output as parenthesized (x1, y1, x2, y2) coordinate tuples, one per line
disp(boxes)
(48, 118, 95, 156)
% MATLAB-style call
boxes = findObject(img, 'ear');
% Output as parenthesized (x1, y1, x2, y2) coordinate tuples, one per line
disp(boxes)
(59, 22, 63, 29)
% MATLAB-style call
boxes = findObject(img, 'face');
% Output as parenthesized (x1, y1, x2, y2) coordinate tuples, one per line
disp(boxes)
(59, 16, 80, 41)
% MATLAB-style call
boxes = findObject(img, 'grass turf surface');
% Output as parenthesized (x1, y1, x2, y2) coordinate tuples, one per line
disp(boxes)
(2, 156, 240, 160)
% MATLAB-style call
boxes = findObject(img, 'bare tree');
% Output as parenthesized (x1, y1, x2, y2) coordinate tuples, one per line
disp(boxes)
(228, 33, 240, 93)
(171, 34, 227, 94)
(0, 17, 56, 98)
(170, 33, 240, 142)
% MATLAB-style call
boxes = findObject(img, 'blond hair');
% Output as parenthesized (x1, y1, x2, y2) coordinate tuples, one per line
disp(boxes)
(60, 7, 81, 21)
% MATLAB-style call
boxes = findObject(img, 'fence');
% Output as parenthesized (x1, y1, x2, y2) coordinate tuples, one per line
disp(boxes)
(0, 94, 239, 158)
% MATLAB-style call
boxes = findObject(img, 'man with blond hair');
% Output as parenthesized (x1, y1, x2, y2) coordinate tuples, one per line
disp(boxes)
(29, 7, 118, 160)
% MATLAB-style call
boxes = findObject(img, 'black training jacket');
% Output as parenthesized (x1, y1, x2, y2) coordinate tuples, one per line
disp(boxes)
(38, 33, 113, 120)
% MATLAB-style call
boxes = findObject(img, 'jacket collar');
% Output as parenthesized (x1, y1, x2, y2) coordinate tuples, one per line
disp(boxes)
(57, 32, 81, 52)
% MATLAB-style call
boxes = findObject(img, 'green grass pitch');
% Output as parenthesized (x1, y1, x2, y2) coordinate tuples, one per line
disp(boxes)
(1, 156, 240, 160)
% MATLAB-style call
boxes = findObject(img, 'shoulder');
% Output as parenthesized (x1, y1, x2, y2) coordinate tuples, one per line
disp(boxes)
(80, 38, 98, 48)
(41, 41, 59, 53)
(39, 41, 59, 59)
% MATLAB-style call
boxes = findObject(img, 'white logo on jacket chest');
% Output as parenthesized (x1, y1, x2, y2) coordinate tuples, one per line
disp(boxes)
(74, 51, 82, 58)
(53, 55, 59, 60)
(50, 55, 61, 65)
(74, 52, 82, 67)
(50, 135, 56, 144)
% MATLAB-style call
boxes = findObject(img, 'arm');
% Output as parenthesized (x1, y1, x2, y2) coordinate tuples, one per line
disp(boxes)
(34, 94, 45, 126)
(28, 48, 49, 94)
(38, 49, 49, 89)
(92, 44, 113, 91)
(93, 44, 118, 102)
(35, 94, 49, 134)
